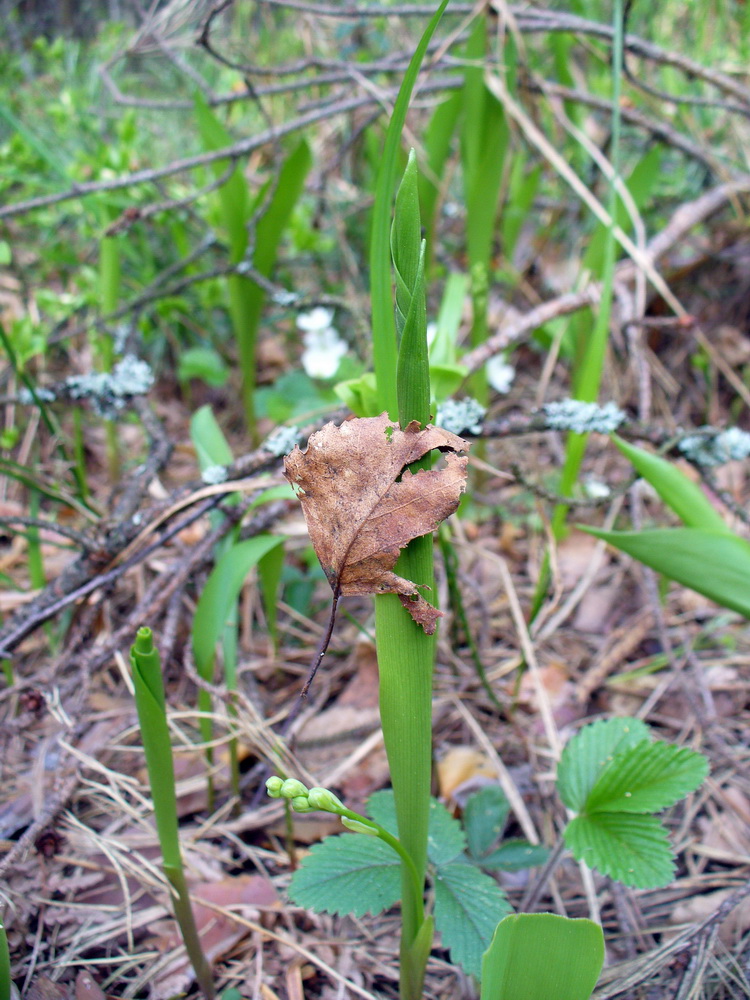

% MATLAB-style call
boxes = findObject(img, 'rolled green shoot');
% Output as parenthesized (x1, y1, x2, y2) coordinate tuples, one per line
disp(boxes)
(130, 627, 214, 1000)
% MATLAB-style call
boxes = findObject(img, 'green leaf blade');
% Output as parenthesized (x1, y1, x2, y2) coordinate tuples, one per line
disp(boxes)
(192, 536, 285, 685)
(564, 813, 675, 888)
(583, 527, 750, 619)
(613, 435, 727, 532)
(289, 834, 401, 918)
(585, 740, 709, 814)
(481, 913, 604, 1000)
(433, 862, 512, 979)
(557, 717, 651, 813)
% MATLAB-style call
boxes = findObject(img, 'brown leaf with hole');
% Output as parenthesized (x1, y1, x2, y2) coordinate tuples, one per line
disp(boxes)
(284, 413, 468, 633)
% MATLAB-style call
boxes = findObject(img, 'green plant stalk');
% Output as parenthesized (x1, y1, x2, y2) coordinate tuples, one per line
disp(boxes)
(0, 920, 11, 1000)
(337, 805, 424, 906)
(130, 627, 214, 1000)
(27, 490, 45, 591)
(375, 542, 435, 998)
(376, 149, 436, 1000)
(367, 10, 447, 997)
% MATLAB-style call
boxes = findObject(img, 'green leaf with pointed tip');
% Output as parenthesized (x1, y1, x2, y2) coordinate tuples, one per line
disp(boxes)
(464, 786, 510, 860)
(481, 913, 604, 1000)
(429, 272, 468, 368)
(564, 813, 674, 888)
(583, 527, 750, 619)
(585, 740, 709, 814)
(557, 717, 651, 813)
(190, 404, 234, 470)
(192, 536, 285, 688)
(612, 436, 727, 531)
(289, 834, 401, 917)
(369, 0, 450, 418)
(433, 862, 512, 979)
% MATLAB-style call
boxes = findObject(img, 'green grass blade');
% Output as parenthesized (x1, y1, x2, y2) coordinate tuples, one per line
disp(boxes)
(393, 152, 430, 427)
(461, 14, 509, 405)
(194, 94, 250, 260)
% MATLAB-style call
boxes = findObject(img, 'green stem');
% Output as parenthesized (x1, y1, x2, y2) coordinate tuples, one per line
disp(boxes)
(165, 864, 215, 1000)
(340, 807, 425, 922)
(0, 920, 11, 1000)
(376, 533, 435, 999)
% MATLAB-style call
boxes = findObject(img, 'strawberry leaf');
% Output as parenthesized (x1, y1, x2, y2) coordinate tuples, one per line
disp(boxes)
(585, 740, 709, 814)
(557, 717, 651, 812)
(464, 786, 510, 860)
(289, 834, 400, 917)
(433, 862, 512, 978)
(564, 813, 674, 888)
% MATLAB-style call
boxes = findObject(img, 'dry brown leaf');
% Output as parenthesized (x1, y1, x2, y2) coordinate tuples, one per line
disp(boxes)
(437, 747, 495, 804)
(284, 413, 468, 633)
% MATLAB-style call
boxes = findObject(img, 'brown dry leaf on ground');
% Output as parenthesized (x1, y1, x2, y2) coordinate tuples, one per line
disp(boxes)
(284, 413, 468, 633)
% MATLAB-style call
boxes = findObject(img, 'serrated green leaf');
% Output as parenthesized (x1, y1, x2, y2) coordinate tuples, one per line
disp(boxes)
(365, 789, 399, 835)
(289, 834, 401, 917)
(612, 436, 727, 532)
(582, 528, 750, 619)
(585, 740, 709, 814)
(366, 790, 466, 865)
(433, 862, 512, 979)
(481, 913, 604, 1000)
(427, 798, 467, 866)
(564, 813, 674, 888)
(557, 717, 651, 812)
(464, 786, 510, 860)
(480, 839, 550, 872)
